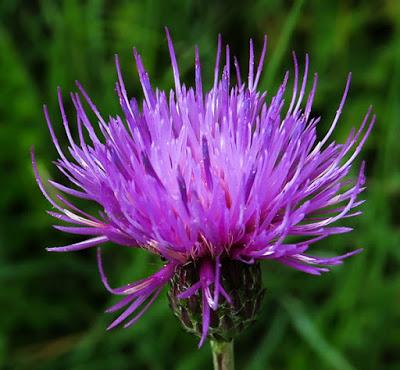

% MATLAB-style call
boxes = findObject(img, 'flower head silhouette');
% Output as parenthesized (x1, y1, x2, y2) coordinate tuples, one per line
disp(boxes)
(33, 29, 374, 346)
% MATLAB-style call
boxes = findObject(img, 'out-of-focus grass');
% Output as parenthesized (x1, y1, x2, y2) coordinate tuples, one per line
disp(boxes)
(0, 0, 399, 369)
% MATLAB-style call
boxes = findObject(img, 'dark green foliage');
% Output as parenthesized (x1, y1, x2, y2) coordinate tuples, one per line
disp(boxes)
(0, 0, 399, 369)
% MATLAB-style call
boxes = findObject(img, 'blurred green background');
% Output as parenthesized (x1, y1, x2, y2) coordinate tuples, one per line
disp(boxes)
(1, 0, 399, 369)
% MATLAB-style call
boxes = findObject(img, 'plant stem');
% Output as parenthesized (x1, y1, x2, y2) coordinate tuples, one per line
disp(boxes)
(210, 340, 234, 370)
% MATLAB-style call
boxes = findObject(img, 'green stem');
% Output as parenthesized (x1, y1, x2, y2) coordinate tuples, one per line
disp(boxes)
(210, 340, 234, 370)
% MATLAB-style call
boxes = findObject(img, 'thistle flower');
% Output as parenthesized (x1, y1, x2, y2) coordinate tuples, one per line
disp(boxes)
(33, 29, 374, 347)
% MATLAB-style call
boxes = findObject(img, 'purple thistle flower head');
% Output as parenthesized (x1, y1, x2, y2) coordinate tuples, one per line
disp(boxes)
(33, 28, 374, 346)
